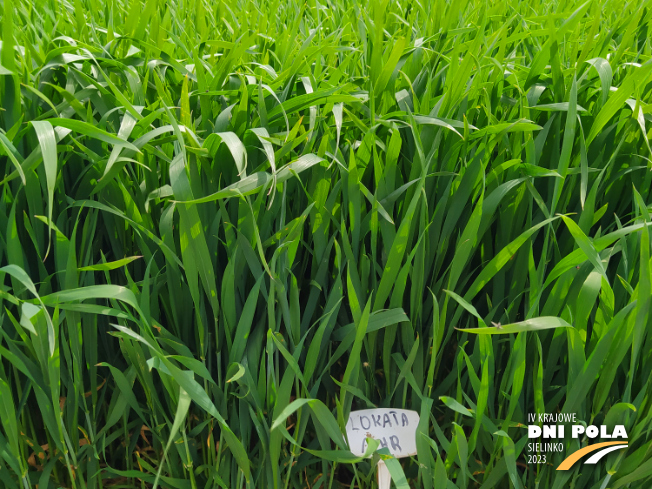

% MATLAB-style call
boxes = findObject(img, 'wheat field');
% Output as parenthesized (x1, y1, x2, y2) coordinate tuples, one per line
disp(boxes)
(0, 0, 651, 487)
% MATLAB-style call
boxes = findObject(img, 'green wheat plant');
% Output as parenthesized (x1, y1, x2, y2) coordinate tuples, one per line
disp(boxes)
(0, 0, 651, 487)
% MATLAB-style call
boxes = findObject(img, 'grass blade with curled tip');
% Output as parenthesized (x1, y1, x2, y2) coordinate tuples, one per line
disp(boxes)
(78, 256, 142, 271)
(30, 121, 57, 256)
(458, 317, 572, 334)
(45, 118, 141, 151)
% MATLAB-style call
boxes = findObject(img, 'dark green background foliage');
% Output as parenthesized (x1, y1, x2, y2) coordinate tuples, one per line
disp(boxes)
(1, 0, 652, 487)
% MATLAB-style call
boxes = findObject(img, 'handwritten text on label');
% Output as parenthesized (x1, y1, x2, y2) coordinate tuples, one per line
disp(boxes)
(346, 409, 420, 458)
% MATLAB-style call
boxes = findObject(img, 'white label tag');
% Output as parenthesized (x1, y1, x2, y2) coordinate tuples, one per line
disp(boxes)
(346, 408, 420, 458)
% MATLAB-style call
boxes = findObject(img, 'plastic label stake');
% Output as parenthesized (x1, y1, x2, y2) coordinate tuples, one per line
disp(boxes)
(346, 409, 420, 489)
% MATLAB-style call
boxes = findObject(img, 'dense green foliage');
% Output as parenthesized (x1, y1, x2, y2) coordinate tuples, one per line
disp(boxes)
(1, 0, 652, 487)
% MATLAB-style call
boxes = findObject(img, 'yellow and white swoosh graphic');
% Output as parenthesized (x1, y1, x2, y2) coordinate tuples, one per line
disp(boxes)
(557, 442, 628, 470)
